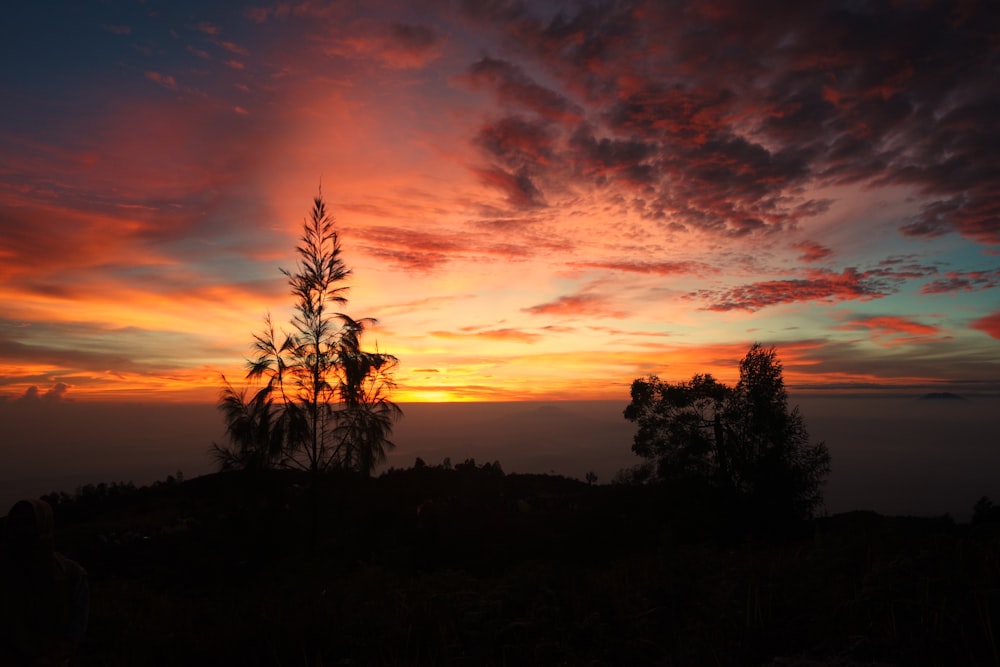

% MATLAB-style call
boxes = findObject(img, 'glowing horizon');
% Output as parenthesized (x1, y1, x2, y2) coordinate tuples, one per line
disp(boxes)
(2, 1, 998, 405)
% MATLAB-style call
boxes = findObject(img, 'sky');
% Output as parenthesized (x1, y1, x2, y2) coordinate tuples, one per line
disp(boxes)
(2, 0, 999, 404)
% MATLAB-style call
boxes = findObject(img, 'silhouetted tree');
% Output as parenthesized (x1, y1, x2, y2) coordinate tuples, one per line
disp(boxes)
(211, 378, 286, 472)
(216, 191, 401, 478)
(624, 344, 830, 523)
(335, 324, 402, 476)
(973, 496, 1000, 525)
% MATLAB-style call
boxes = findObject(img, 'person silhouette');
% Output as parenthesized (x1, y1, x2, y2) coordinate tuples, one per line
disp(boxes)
(1, 499, 89, 667)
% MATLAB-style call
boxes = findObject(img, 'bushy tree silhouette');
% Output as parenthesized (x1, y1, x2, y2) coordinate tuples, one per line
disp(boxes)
(624, 344, 830, 525)
(212, 377, 286, 472)
(213, 191, 401, 478)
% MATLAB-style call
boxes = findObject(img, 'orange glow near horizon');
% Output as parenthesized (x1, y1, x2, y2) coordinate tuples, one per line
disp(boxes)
(0, 336, 977, 404)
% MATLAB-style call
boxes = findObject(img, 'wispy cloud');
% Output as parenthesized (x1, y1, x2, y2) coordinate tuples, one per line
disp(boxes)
(332, 21, 445, 69)
(838, 315, 939, 337)
(145, 71, 178, 90)
(970, 312, 1000, 340)
(431, 328, 541, 343)
(215, 40, 250, 57)
(697, 268, 899, 312)
(458, 56, 583, 124)
(834, 314, 949, 348)
(921, 269, 1000, 294)
(195, 21, 218, 36)
(523, 293, 626, 319)
(794, 241, 833, 263)
(571, 260, 708, 276)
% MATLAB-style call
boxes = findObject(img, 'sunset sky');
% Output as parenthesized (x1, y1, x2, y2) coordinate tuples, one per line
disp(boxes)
(2, 0, 998, 404)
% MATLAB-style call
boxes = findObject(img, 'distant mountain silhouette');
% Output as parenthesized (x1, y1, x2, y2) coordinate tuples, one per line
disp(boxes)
(918, 392, 966, 401)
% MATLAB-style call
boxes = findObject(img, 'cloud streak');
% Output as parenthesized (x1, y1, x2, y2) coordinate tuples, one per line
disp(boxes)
(696, 267, 913, 312)
(523, 294, 627, 319)
(970, 312, 1000, 341)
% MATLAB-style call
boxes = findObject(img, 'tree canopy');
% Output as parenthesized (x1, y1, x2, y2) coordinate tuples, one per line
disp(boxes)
(624, 344, 830, 523)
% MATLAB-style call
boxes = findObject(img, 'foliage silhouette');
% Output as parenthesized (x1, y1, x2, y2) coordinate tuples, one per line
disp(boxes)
(213, 192, 401, 478)
(30, 464, 1000, 667)
(624, 343, 830, 528)
(972, 496, 1000, 525)
(212, 377, 286, 472)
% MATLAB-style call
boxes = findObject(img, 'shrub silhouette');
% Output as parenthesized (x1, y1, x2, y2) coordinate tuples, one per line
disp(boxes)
(213, 190, 401, 477)
(211, 190, 402, 548)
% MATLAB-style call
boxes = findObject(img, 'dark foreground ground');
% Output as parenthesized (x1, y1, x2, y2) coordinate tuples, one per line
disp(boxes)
(28, 464, 1000, 666)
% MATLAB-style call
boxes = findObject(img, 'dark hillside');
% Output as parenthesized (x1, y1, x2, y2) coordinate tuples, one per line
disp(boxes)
(11, 465, 1000, 666)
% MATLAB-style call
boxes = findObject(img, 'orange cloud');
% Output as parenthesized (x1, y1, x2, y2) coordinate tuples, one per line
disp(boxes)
(523, 294, 626, 318)
(571, 260, 707, 276)
(431, 328, 541, 343)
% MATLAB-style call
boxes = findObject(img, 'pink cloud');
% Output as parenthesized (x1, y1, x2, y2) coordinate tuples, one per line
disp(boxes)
(523, 294, 625, 318)
(145, 71, 178, 90)
(337, 22, 445, 69)
(834, 315, 947, 347)
(844, 315, 939, 336)
(216, 40, 250, 56)
(970, 312, 1000, 340)
(794, 240, 832, 263)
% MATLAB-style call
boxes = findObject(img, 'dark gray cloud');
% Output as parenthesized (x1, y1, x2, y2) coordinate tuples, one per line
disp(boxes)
(461, 56, 583, 123)
(921, 269, 1000, 294)
(15, 382, 70, 402)
(695, 262, 938, 312)
(456, 0, 1000, 242)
